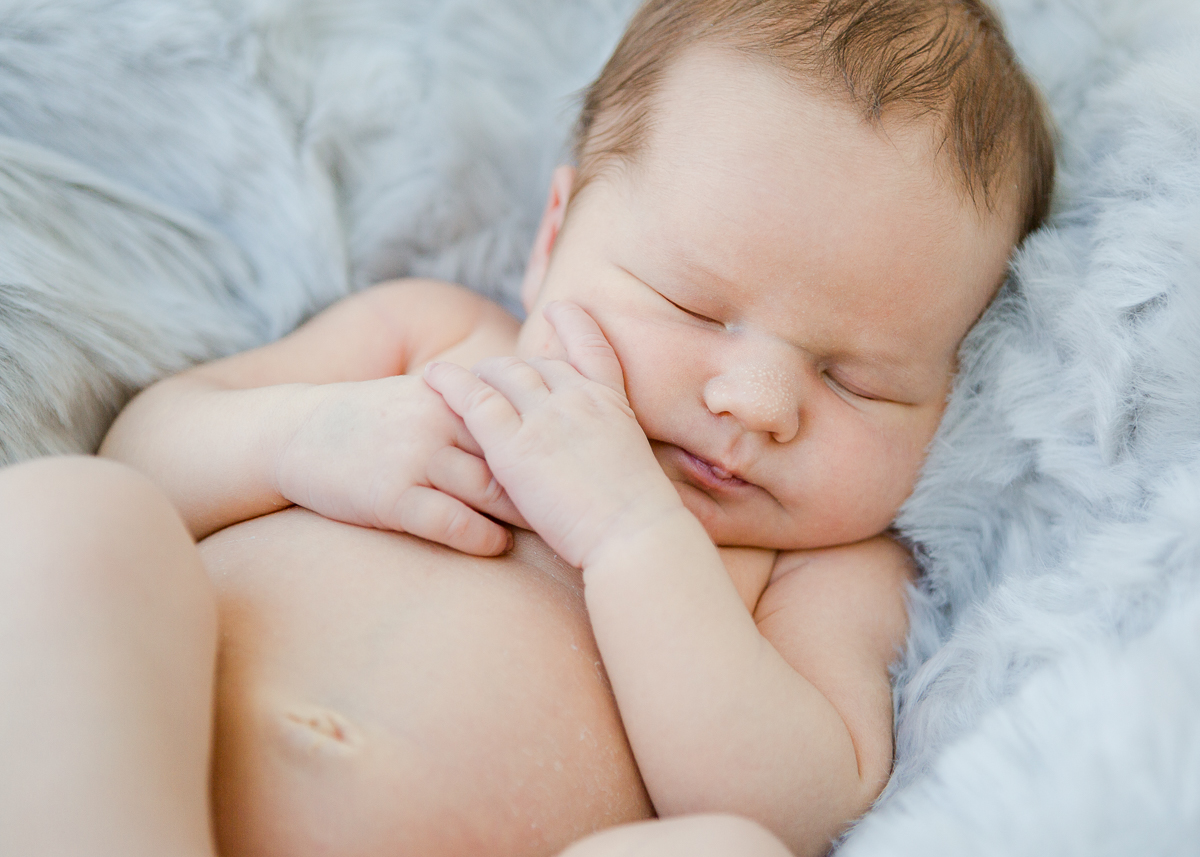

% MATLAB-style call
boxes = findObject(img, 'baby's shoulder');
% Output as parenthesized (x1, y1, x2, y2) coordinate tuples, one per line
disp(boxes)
(356, 278, 521, 371)
(362, 277, 502, 313)
(364, 277, 519, 337)
(769, 535, 914, 586)
(758, 536, 913, 638)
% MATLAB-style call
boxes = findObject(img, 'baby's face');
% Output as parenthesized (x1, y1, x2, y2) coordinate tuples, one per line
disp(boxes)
(518, 45, 1018, 549)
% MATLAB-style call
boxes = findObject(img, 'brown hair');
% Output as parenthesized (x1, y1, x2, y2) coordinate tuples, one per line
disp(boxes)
(573, 0, 1055, 238)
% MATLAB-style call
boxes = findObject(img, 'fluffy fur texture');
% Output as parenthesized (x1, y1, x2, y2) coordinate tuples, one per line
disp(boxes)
(864, 0, 1200, 839)
(1, 0, 1197, 851)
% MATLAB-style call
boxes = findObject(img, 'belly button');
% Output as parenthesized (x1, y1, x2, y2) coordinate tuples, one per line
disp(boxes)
(276, 704, 365, 758)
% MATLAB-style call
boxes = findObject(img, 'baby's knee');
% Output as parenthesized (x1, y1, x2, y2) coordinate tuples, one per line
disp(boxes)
(1, 455, 182, 543)
(0, 455, 211, 617)
(3, 452, 158, 507)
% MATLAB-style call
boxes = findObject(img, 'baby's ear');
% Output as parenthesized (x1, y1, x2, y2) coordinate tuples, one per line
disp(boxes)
(520, 165, 575, 313)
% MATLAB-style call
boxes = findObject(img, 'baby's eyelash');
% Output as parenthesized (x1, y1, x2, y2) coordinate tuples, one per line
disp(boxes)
(662, 293, 720, 325)
(823, 371, 878, 401)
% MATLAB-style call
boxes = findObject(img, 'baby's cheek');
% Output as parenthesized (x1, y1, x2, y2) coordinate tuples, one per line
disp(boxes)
(783, 430, 901, 545)
(516, 317, 560, 362)
(838, 427, 926, 534)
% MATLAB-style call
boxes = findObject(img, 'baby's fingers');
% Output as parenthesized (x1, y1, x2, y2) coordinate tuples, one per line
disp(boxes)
(543, 301, 625, 395)
(385, 485, 513, 556)
(423, 361, 522, 449)
(473, 356, 552, 414)
(428, 446, 528, 529)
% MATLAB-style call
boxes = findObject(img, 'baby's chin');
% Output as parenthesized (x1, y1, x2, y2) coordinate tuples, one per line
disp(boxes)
(670, 480, 780, 549)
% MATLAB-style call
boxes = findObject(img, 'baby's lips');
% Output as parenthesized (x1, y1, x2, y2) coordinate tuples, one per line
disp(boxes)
(708, 461, 735, 480)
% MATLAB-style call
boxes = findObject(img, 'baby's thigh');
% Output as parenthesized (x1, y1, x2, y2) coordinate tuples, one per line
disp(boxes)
(0, 454, 215, 637)
(0, 454, 216, 728)
(559, 815, 793, 857)
(0, 456, 217, 857)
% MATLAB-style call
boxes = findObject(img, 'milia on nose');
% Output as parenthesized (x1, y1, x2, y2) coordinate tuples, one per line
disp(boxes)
(703, 364, 799, 443)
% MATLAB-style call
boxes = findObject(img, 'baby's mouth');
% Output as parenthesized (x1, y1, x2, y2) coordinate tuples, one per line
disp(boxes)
(676, 448, 751, 492)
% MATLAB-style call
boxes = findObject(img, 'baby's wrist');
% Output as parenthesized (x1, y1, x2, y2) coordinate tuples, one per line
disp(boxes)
(581, 497, 705, 578)
(266, 382, 324, 500)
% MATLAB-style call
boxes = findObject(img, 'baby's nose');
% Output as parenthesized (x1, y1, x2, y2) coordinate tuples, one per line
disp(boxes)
(703, 364, 800, 443)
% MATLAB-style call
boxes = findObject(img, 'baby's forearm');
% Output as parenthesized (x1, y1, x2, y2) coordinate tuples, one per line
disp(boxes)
(102, 280, 480, 540)
(101, 375, 312, 539)
(584, 514, 873, 855)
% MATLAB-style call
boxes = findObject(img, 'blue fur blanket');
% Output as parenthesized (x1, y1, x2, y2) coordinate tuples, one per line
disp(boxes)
(2, 0, 1198, 851)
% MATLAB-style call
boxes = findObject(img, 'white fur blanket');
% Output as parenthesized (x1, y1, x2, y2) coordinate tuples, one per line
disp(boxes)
(2, 0, 1198, 851)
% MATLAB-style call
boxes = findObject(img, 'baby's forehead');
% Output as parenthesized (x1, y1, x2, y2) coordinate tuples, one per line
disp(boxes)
(580, 8, 1047, 242)
(644, 65, 1008, 226)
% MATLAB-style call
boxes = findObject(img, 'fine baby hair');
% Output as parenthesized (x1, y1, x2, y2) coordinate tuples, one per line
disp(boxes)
(575, 0, 1054, 240)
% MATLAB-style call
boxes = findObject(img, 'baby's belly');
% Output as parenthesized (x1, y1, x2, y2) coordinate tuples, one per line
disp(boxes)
(200, 508, 652, 857)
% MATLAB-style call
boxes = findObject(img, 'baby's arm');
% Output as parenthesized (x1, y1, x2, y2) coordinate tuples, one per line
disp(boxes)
(102, 280, 523, 552)
(426, 302, 910, 855)
(568, 494, 909, 855)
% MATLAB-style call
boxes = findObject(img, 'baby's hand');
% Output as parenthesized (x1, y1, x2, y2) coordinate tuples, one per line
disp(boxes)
(424, 302, 684, 568)
(275, 375, 525, 555)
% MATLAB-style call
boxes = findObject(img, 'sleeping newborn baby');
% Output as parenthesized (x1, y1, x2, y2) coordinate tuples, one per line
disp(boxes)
(100, 1, 1052, 855)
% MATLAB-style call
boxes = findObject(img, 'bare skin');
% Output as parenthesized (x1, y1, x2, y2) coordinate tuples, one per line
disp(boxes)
(559, 814, 794, 857)
(96, 45, 1018, 857)
(203, 510, 654, 857)
(0, 457, 791, 857)
(0, 457, 218, 857)
(175, 281, 913, 856)
(105, 281, 911, 857)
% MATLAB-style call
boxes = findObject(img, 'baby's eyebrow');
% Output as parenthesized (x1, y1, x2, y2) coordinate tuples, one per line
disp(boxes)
(637, 223, 739, 282)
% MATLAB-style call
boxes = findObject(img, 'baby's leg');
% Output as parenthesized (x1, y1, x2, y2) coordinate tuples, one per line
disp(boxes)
(0, 456, 218, 857)
(559, 815, 793, 857)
